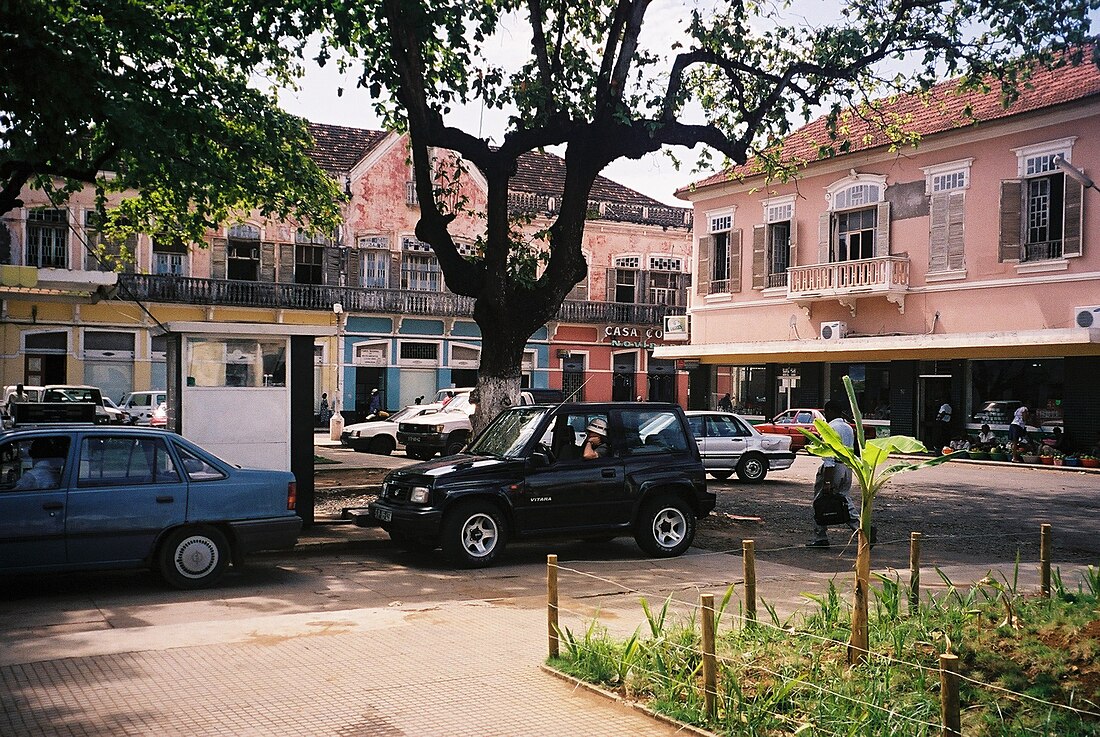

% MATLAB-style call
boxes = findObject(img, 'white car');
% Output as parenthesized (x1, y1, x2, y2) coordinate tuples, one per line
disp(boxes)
(685, 411, 795, 482)
(340, 404, 438, 455)
(119, 390, 167, 426)
(101, 396, 133, 424)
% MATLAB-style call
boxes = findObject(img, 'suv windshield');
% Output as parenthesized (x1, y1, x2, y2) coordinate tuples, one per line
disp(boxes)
(467, 407, 548, 458)
(44, 387, 100, 403)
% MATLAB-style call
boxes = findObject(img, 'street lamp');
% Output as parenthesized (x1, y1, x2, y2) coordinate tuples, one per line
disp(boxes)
(329, 302, 345, 441)
(1054, 154, 1100, 193)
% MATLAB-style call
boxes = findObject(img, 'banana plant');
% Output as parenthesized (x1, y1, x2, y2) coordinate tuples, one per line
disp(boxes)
(800, 375, 952, 538)
(800, 374, 952, 663)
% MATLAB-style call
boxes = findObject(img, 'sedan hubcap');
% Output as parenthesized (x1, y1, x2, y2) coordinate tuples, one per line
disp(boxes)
(175, 536, 217, 578)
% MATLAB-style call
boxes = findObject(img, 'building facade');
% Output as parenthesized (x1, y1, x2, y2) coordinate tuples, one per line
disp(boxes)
(0, 124, 691, 423)
(656, 60, 1100, 450)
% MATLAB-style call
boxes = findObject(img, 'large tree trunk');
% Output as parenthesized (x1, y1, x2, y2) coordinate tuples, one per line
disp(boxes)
(471, 308, 538, 436)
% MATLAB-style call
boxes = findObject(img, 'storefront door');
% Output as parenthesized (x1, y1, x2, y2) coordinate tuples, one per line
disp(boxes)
(612, 352, 637, 402)
(918, 375, 952, 448)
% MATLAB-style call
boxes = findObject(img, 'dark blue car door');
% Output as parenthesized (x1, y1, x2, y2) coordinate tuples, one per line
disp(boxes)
(0, 434, 72, 570)
(66, 433, 188, 565)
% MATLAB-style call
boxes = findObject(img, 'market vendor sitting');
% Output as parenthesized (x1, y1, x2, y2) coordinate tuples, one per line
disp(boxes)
(948, 434, 971, 452)
(975, 424, 997, 451)
(1042, 426, 1072, 454)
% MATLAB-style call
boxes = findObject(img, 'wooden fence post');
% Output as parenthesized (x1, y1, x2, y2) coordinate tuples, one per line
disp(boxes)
(743, 539, 756, 626)
(547, 554, 559, 658)
(940, 653, 961, 736)
(909, 532, 922, 614)
(1040, 523, 1052, 599)
(700, 593, 717, 719)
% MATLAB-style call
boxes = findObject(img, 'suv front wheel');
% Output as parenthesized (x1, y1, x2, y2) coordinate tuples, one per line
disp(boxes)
(634, 494, 695, 557)
(442, 501, 507, 567)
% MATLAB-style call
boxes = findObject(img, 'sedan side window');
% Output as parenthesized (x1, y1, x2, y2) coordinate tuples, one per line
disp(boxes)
(174, 444, 227, 481)
(776, 412, 794, 425)
(0, 436, 70, 491)
(706, 415, 747, 438)
(796, 412, 814, 424)
(78, 436, 181, 487)
(687, 416, 705, 437)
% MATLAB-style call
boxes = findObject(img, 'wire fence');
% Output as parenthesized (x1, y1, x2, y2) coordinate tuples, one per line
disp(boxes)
(544, 524, 1100, 736)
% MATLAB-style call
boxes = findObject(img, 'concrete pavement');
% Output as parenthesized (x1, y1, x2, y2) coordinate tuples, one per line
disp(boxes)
(0, 435, 1089, 737)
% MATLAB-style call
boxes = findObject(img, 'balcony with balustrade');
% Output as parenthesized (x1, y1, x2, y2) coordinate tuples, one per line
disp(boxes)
(116, 273, 684, 325)
(786, 255, 910, 315)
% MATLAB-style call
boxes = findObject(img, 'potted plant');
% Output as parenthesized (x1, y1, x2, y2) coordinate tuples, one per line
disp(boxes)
(1081, 455, 1099, 469)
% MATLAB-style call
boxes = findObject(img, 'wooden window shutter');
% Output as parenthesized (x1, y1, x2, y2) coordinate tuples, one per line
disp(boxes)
(729, 229, 742, 293)
(346, 247, 362, 287)
(637, 270, 650, 304)
(946, 191, 966, 270)
(696, 235, 712, 296)
(752, 224, 767, 290)
(606, 267, 618, 302)
(818, 212, 831, 263)
(324, 246, 341, 285)
(998, 180, 1022, 262)
(211, 238, 227, 279)
(1063, 178, 1083, 258)
(788, 218, 798, 276)
(389, 252, 402, 289)
(277, 244, 295, 283)
(928, 192, 949, 272)
(875, 201, 891, 257)
(260, 241, 276, 282)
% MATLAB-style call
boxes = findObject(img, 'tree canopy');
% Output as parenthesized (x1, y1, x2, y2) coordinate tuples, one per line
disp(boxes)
(253, 0, 1097, 422)
(0, 0, 342, 240)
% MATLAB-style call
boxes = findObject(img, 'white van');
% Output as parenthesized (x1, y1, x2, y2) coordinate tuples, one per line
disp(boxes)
(119, 390, 167, 425)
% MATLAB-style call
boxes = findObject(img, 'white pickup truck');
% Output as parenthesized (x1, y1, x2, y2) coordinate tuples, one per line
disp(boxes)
(397, 388, 535, 460)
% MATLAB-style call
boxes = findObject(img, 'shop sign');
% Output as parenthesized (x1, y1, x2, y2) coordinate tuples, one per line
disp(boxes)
(603, 325, 664, 351)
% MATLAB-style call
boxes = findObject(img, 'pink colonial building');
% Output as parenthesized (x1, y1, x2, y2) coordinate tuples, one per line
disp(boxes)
(656, 60, 1100, 450)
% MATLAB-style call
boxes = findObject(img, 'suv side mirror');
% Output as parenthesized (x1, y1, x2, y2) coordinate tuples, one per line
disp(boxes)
(528, 450, 552, 469)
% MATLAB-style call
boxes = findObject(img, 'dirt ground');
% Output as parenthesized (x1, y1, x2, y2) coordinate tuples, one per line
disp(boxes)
(312, 455, 1100, 574)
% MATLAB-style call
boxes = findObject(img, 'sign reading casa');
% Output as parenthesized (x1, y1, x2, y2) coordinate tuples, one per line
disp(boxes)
(604, 324, 665, 350)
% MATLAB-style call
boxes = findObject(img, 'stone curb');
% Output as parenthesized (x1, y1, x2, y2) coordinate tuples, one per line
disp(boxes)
(540, 664, 720, 737)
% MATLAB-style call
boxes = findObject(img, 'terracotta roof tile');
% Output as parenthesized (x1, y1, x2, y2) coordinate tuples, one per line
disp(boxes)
(306, 122, 388, 174)
(305, 121, 689, 223)
(682, 57, 1100, 194)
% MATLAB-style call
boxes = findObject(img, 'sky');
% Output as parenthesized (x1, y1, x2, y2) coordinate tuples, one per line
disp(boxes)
(271, 3, 1100, 208)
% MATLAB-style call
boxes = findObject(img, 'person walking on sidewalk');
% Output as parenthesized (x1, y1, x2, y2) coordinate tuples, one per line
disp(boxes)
(807, 400, 860, 548)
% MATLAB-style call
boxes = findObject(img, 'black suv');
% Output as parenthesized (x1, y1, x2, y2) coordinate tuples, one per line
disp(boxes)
(361, 402, 714, 567)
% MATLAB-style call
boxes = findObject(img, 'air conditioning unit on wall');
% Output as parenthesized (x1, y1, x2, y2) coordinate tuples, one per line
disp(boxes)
(1073, 305, 1100, 328)
(820, 321, 848, 341)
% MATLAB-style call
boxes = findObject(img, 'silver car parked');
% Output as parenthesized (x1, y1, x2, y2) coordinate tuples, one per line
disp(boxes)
(685, 411, 795, 482)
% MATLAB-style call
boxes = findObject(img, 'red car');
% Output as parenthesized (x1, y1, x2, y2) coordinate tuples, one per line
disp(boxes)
(754, 408, 875, 452)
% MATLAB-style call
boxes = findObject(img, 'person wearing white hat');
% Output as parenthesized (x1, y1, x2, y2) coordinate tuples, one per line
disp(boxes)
(583, 417, 610, 459)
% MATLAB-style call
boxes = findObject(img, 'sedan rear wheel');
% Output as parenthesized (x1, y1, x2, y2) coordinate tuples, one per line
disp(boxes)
(158, 525, 229, 589)
(736, 454, 769, 483)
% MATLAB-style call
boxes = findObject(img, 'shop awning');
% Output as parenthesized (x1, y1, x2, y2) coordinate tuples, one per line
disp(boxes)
(651, 328, 1100, 364)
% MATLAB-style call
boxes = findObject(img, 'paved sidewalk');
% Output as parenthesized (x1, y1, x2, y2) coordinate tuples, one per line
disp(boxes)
(1, 600, 684, 737)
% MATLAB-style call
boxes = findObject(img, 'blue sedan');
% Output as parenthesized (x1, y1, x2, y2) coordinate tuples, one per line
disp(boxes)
(0, 426, 301, 588)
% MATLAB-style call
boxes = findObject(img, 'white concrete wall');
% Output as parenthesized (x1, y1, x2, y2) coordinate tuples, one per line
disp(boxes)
(182, 387, 290, 470)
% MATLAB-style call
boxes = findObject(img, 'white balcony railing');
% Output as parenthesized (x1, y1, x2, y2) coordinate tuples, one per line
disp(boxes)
(787, 255, 910, 313)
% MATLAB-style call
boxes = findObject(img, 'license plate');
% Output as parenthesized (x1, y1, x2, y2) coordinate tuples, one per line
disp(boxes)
(374, 507, 392, 522)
